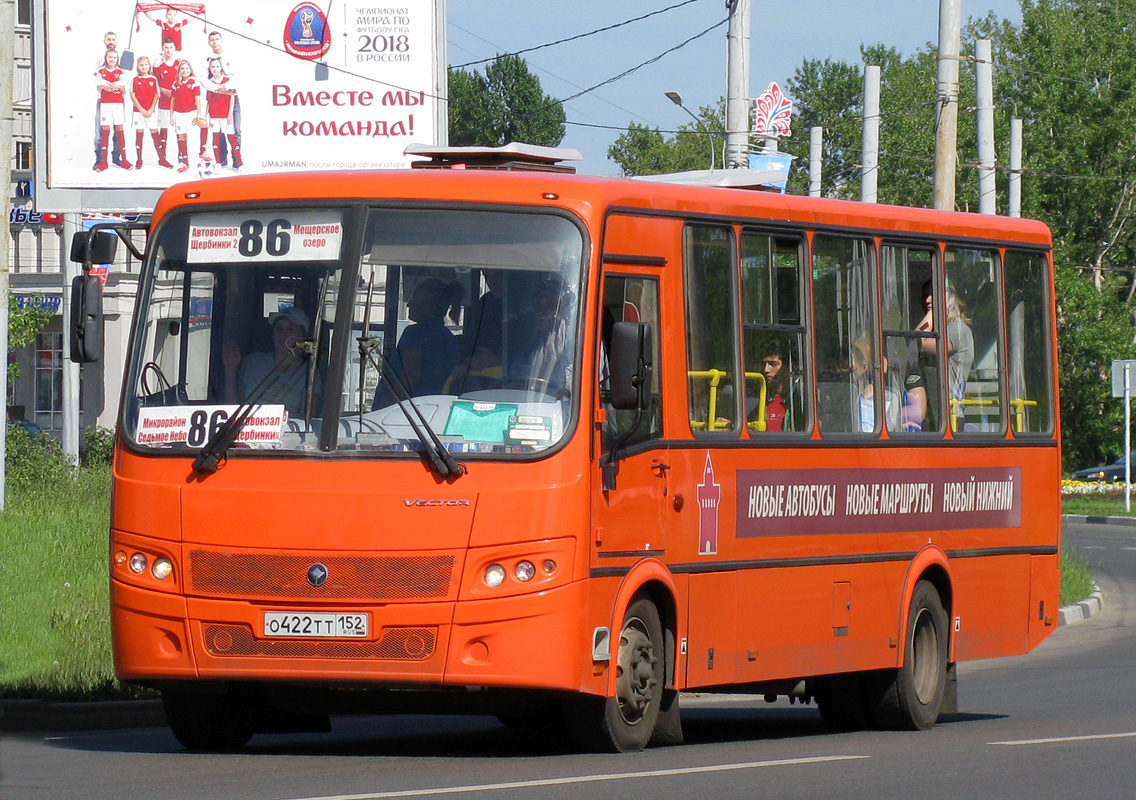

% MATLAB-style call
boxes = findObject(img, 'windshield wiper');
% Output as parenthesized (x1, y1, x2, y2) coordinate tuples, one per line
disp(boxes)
(192, 348, 312, 475)
(360, 339, 464, 480)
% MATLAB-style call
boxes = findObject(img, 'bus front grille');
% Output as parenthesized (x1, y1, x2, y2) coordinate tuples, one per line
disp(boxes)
(204, 624, 437, 660)
(188, 549, 456, 600)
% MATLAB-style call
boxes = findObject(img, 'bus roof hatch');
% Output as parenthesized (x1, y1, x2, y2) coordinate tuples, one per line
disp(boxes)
(404, 142, 584, 173)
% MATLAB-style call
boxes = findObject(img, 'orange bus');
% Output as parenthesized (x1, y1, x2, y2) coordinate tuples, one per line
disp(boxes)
(74, 145, 1060, 753)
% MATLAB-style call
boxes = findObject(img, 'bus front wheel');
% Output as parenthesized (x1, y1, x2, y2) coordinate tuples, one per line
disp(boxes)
(564, 597, 665, 752)
(162, 686, 255, 751)
(870, 580, 949, 730)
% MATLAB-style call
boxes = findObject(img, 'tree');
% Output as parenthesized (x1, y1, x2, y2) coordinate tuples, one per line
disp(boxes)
(8, 295, 51, 385)
(607, 103, 724, 177)
(448, 55, 566, 148)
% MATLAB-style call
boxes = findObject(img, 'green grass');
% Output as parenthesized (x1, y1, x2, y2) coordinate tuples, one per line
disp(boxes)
(1062, 493, 1136, 518)
(1060, 548, 1095, 607)
(0, 429, 140, 700)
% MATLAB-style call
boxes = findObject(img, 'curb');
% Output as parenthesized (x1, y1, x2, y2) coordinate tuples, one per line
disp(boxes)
(1058, 584, 1103, 627)
(1061, 513, 1136, 529)
(0, 698, 164, 733)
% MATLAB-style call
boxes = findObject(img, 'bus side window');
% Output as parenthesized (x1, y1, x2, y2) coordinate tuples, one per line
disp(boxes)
(683, 225, 737, 433)
(1004, 251, 1053, 435)
(881, 244, 941, 435)
(601, 275, 662, 450)
(813, 234, 878, 435)
(740, 231, 809, 434)
(945, 247, 1002, 434)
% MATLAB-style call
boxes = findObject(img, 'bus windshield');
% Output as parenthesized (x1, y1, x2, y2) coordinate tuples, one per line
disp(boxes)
(125, 205, 585, 459)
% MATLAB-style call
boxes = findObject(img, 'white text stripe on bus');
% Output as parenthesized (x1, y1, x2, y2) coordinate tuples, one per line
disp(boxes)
(990, 732, 1136, 746)
(284, 755, 869, 800)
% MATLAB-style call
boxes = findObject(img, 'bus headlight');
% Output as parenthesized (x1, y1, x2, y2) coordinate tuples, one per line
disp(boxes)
(514, 560, 535, 582)
(151, 558, 174, 580)
(129, 553, 148, 574)
(484, 564, 507, 587)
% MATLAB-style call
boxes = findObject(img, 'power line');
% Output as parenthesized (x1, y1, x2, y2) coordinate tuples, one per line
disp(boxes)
(447, 22, 657, 129)
(451, 0, 708, 70)
(557, 16, 729, 104)
(144, 2, 649, 135)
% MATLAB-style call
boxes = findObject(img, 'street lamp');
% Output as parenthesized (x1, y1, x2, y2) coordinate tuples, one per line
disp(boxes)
(665, 91, 715, 171)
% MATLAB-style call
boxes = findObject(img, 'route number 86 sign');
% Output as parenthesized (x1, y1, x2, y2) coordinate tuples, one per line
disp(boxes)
(187, 210, 344, 263)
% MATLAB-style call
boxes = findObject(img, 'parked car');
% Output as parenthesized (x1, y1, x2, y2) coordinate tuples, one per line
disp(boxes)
(7, 418, 42, 437)
(1071, 457, 1130, 482)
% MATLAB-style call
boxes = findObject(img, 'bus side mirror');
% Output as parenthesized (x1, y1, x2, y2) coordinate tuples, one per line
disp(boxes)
(69, 230, 118, 267)
(70, 275, 103, 363)
(609, 321, 652, 410)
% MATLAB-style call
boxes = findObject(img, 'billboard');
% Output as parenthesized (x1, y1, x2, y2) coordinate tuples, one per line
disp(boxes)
(37, 0, 444, 202)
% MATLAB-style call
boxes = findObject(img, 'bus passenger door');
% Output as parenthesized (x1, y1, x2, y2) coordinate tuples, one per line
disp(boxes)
(593, 272, 669, 557)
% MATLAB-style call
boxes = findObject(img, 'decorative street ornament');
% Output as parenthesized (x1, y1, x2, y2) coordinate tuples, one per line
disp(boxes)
(753, 81, 793, 138)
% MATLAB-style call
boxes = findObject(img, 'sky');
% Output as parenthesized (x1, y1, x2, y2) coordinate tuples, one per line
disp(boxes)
(446, 0, 1025, 176)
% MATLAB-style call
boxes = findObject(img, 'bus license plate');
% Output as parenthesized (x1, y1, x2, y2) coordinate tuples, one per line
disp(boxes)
(263, 612, 369, 638)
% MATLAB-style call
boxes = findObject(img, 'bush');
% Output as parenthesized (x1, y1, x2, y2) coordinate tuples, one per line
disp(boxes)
(82, 425, 115, 467)
(6, 424, 70, 496)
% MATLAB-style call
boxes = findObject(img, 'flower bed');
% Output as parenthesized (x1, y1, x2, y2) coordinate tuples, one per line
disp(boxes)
(1062, 479, 1128, 495)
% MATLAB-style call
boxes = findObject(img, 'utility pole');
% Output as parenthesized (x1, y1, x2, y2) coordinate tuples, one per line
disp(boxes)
(0, 0, 13, 508)
(933, 0, 961, 211)
(61, 214, 80, 463)
(725, 0, 750, 168)
(809, 126, 822, 197)
(975, 39, 996, 215)
(1008, 118, 1022, 218)
(861, 65, 880, 204)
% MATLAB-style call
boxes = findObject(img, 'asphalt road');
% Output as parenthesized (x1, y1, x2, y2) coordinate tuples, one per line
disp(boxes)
(2, 520, 1134, 800)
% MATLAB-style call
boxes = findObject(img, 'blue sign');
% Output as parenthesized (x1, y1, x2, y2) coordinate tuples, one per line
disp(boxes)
(748, 153, 794, 193)
(16, 295, 62, 314)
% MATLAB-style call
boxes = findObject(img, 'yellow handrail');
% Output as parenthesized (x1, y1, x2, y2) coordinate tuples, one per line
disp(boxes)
(687, 369, 768, 432)
(949, 397, 998, 433)
(1009, 397, 1038, 433)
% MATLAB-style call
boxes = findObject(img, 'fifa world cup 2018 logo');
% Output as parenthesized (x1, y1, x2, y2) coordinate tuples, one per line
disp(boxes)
(300, 8, 315, 38)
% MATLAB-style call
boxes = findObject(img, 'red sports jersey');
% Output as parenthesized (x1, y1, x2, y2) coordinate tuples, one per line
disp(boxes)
(97, 67, 125, 104)
(157, 19, 188, 50)
(154, 60, 178, 109)
(171, 78, 200, 113)
(205, 77, 234, 118)
(132, 75, 159, 110)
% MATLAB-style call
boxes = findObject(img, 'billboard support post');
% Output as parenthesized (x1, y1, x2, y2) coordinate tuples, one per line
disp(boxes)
(0, 0, 14, 508)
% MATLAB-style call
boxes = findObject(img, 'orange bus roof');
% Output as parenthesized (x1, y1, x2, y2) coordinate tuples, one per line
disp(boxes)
(157, 169, 1053, 249)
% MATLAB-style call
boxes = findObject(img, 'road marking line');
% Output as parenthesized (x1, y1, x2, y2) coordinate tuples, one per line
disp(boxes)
(990, 732, 1136, 746)
(283, 755, 869, 800)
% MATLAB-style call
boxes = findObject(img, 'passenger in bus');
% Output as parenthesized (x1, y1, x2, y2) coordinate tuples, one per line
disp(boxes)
(854, 337, 923, 433)
(223, 306, 316, 418)
(506, 274, 573, 395)
(749, 343, 789, 431)
(918, 280, 974, 402)
(389, 278, 462, 397)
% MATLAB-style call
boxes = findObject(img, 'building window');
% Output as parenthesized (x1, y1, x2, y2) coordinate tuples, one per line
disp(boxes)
(15, 141, 31, 170)
(18, 0, 30, 26)
(34, 333, 62, 431)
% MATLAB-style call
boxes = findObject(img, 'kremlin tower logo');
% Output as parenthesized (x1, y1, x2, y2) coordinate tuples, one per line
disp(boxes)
(697, 453, 720, 555)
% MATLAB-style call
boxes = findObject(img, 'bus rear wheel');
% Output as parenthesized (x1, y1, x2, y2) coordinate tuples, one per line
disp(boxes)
(564, 597, 664, 752)
(870, 580, 949, 730)
(162, 686, 255, 751)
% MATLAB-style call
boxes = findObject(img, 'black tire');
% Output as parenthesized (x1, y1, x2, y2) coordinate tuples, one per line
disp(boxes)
(162, 686, 255, 751)
(649, 688, 683, 746)
(813, 673, 873, 731)
(869, 580, 949, 730)
(564, 597, 665, 752)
